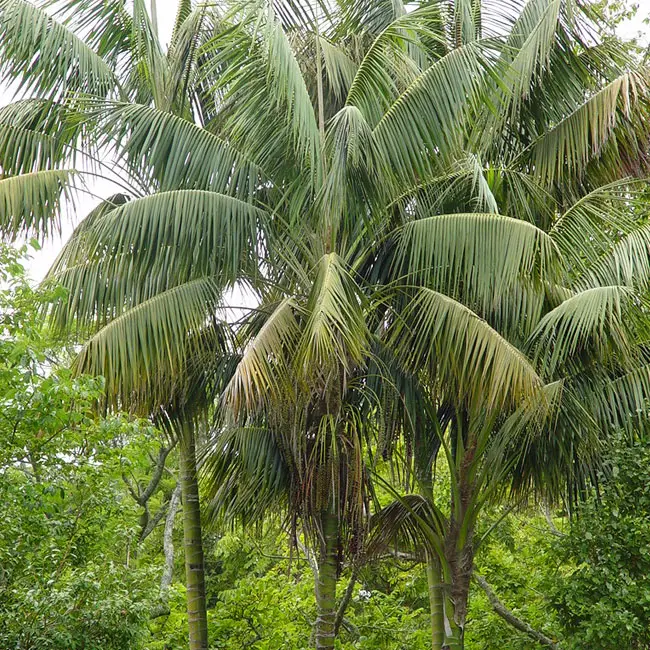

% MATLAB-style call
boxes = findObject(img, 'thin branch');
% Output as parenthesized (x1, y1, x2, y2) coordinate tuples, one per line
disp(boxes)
(543, 504, 564, 537)
(335, 563, 359, 635)
(474, 573, 561, 649)
(150, 481, 181, 620)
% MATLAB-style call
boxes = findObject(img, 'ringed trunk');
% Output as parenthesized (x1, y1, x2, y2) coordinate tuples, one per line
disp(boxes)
(426, 555, 445, 650)
(179, 418, 208, 650)
(315, 510, 339, 649)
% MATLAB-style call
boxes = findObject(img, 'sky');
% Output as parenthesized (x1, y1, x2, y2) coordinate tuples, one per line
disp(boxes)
(4, 0, 650, 282)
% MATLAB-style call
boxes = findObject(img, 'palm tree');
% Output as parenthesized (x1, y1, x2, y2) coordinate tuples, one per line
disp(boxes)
(363, 4, 650, 648)
(0, 1, 229, 647)
(2, 1, 650, 649)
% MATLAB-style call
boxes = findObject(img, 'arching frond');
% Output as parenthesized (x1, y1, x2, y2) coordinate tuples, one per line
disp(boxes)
(49, 0, 133, 70)
(393, 212, 560, 310)
(595, 364, 650, 436)
(0, 169, 76, 241)
(60, 189, 267, 286)
(300, 252, 369, 373)
(320, 105, 387, 234)
(550, 179, 641, 281)
(527, 70, 650, 184)
(577, 222, 650, 291)
(202, 426, 289, 526)
(73, 276, 225, 408)
(0, 100, 80, 174)
(367, 494, 445, 560)
(0, 0, 119, 99)
(204, 3, 321, 174)
(499, 0, 562, 118)
(528, 285, 635, 377)
(345, 5, 444, 126)
(320, 36, 358, 103)
(89, 101, 264, 197)
(374, 41, 495, 183)
(390, 287, 541, 409)
(224, 298, 301, 415)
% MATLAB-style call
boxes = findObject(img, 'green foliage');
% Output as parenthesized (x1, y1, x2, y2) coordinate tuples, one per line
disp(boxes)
(0, 245, 160, 650)
(467, 510, 563, 650)
(552, 441, 650, 650)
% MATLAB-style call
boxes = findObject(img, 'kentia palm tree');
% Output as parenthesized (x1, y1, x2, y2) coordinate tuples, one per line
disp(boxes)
(3, 1, 650, 650)
(364, 4, 650, 650)
(0, 1, 229, 647)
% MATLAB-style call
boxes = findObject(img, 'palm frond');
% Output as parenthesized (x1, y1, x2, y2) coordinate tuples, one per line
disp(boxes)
(595, 364, 650, 436)
(59, 189, 267, 287)
(367, 494, 445, 560)
(0, 100, 80, 174)
(345, 5, 443, 127)
(577, 222, 650, 291)
(73, 276, 226, 408)
(550, 179, 645, 282)
(224, 298, 301, 415)
(393, 212, 560, 312)
(526, 70, 650, 184)
(374, 40, 495, 183)
(528, 285, 635, 377)
(300, 252, 369, 374)
(390, 287, 541, 409)
(0, 0, 119, 99)
(0, 169, 76, 241)
(88, 101, 264, 197)
(201, 426, 289, 526)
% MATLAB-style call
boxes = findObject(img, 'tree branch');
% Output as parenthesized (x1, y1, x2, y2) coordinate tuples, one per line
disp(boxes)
(150, 481, 181, 620)
(474, 573, 561, 649)
(335, 563, 359, 635)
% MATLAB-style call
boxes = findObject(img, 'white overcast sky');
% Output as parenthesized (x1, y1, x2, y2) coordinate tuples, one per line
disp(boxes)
(3, 0, 650, 283)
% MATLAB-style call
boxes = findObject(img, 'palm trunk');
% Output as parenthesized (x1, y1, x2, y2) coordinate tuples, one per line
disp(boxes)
(315, 510, 338, 649)
(179, 418, 208, 650)
(426, 556, 445, 650)
(415, 428, 444, 650)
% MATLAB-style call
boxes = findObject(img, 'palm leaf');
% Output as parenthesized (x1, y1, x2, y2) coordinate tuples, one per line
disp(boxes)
(224, 298, 301, 415)
(374, 40, 495, 183)
(73, 276, 225, 408)
(0, 0, 119, 99)
(0, 99, 80, 174)
(88, 101, 264, 197)
(528, 285, 635, 377)
(60, 189, 267, 285)
(345, 5, 443, 127)
(300, 252, 369, 373)
(0, 169, 76, 241)
(393, 212, 560, 312)
(526, 70, 650, 184)
(550, 180, 645, 284)
(202, 425, 289, 526)
(390, 287, 541, 409)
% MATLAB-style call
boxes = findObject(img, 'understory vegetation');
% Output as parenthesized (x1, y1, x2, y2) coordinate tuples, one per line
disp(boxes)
(2, 0, 650, 648)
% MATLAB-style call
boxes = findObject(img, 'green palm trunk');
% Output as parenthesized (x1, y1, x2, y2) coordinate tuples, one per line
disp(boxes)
(426, 556, 445, 650)
(415, 430, 444, 650)
(315, 510, 338, 649)
(179, 418, 208, 650)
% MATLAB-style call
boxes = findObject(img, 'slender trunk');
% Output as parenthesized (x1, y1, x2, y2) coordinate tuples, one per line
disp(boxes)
(414, 427, 444, 650)
(426, 556, 445, 650)
(315, 510, 338, 649)
(179, 418, 208, 650)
